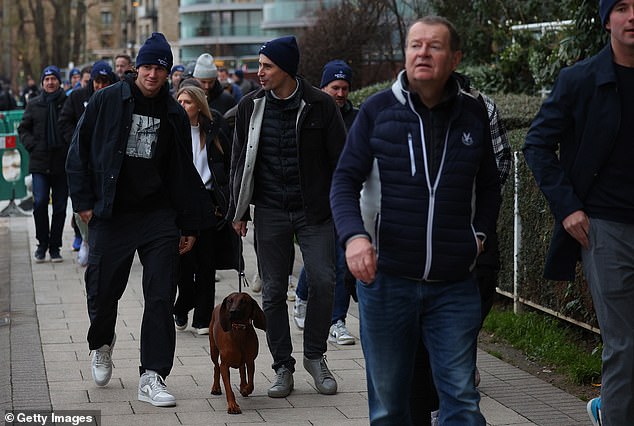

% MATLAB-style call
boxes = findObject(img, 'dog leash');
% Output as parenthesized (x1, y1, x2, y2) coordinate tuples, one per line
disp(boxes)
(237, 235, 248, 293)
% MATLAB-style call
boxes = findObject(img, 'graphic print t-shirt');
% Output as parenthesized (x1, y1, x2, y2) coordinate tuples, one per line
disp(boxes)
(114, 82, 172, 213)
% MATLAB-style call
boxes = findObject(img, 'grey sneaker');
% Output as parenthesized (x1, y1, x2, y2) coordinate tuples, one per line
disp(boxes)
(91, 333, 116, 387)
(267, 365, 294, 398)
(293, 297, 307, 330)
(303, 355, 337, 395)
(138, 370, 176, 407)
(328, 320, 355, 345)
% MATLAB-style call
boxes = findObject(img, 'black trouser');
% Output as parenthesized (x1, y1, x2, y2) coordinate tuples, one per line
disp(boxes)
(174, 225, 216, 328)
(409, 265, 498, 424)
(85, 209, 180, 378)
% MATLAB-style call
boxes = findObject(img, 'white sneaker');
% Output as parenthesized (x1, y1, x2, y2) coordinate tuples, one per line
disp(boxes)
(287, 275, 296, 301)
(293, 298, 307, 330)
(196, 327, 209, 335)
(91, 333, 116, 386)
(77, 241, 89, 267)
(431, 410, 439, 426)
(138, 370, 176, 407)
(328, 320, 355, 345)
(251, 273, 262, 293)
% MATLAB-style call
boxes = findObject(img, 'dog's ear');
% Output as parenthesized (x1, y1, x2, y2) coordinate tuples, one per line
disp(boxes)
(219, 296, 231, 332)
(250, 298, 266, 331)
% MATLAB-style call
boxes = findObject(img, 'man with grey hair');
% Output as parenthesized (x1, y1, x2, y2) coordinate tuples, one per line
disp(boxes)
(331, 16, 499, 424)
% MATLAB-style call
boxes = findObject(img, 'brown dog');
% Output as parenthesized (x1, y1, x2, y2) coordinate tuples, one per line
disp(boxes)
(209, 292, 266, 414)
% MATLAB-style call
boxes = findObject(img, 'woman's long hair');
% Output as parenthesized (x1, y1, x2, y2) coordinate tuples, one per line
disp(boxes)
(176, 85, 223, 154)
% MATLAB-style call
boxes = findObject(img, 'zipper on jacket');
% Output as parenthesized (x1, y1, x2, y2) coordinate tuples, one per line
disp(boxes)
(407, 132, 416, 176)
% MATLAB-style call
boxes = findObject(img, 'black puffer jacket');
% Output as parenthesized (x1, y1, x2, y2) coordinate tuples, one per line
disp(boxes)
(254, 89, 303, 211)
(17, 89, 67, 174)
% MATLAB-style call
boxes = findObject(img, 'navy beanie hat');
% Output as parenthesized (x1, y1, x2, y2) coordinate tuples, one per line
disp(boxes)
(69, 68, 81, 77)
(136, 32, 173, 71)
(171, 64, 185, 75)
(600, 0, 619, 25)
(259, 36, 300, 77)
(41, 65, 62, 84)
(320, 60, 352, 88)
(91, 60, 116, 83)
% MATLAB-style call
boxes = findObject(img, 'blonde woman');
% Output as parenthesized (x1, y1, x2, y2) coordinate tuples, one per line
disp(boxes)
(174, 85, 233, 334)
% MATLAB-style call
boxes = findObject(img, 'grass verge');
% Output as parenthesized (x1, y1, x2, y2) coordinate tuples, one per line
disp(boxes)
(482, 305, 602, 385)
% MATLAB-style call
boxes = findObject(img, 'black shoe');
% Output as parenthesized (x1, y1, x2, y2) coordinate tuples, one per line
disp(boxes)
(50, 250, 63, 263)
(174, 314, 187, 331)
(33, 246, 47, 263)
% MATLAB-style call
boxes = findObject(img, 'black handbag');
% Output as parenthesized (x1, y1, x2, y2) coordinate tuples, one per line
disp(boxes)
(209, 163, 243, 271)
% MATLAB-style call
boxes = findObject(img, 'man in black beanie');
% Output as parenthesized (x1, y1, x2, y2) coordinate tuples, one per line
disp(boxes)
(229, 35, 346, 398)
(18, 65, 67, 263)
(66, 32, 208, 407)
(524, 1, 634, 424)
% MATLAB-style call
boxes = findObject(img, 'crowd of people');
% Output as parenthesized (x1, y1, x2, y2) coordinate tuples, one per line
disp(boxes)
(4, 1, 632, 424)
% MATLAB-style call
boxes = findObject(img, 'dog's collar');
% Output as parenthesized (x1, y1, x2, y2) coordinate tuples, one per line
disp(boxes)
(231, 323, 247, 330)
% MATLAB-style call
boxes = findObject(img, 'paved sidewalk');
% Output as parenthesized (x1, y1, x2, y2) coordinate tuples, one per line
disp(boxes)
(1, 212, 591, 425)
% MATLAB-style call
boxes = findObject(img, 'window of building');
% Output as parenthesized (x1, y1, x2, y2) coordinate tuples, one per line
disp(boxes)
(101, 11, 112, 26)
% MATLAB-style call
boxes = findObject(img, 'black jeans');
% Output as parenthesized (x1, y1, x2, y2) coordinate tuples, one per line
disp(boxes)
(85, 209, 180, 378)
(174, 225, 216, 328)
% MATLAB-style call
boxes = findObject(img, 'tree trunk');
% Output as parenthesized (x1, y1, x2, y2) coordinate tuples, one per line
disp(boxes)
(71, 0, 87, 65)
(28, 0, 49, 67)
(51, 0, 71, 68)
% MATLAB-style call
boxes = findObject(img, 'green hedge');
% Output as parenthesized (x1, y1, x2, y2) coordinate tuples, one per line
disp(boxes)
(348, 84, 598, 329)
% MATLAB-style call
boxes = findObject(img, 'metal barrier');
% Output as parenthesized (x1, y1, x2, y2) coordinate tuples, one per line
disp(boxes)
(0, 133, 29, 217)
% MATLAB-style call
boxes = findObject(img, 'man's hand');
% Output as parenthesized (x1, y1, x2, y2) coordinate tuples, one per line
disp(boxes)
(345, 237, 377, 284)
(179, 235, 197, 255)
(562, 210, 590, 249)
(233, 221, 247, 237)
(78, 209, 93, 224)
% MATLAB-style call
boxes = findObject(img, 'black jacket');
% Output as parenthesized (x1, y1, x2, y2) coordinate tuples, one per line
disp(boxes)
(65, 76, 210, 232)
(58, 85, 93, 144)
(229, 77, 346, 224)
(523, 45, 622, 281)
(17, 89, 67, 174)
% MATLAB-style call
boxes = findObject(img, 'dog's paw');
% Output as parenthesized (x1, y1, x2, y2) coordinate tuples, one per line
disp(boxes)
(240, 384, 254, 397)
(210, 385, 222, 395)
(227, 402, 242, 414)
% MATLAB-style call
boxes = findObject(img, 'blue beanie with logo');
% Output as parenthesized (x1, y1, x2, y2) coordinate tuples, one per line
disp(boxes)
(135, 32, 173, 71)
(41, 65, 62, 84)
(320, 60, 352, 88)
(90, 60, 116, 83)
(259, 36, 300, 77)
(600, 0, 619, 25)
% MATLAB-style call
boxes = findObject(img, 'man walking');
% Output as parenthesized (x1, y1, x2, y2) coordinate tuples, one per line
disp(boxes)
(330, 16, 500, 425)
(228, 35, 346, 398)
(524, 1, 634, 424)
(293, 60, 358, 346)
(18, 65, 68, 263)
(66, 33, 208, 407)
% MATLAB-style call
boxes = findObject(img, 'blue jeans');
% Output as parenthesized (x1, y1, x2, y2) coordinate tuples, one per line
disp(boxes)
(32, 172, 68, 252)
(296, 243, 349, 324)
(254, 206, 335, 371)
(358, 271, 484, 426)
